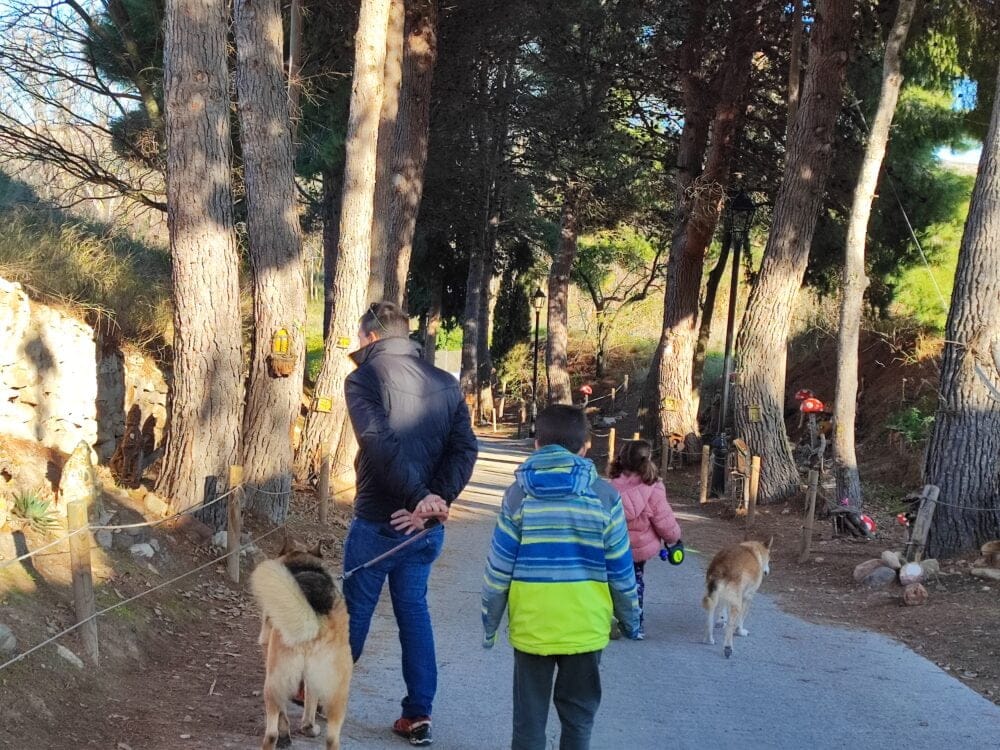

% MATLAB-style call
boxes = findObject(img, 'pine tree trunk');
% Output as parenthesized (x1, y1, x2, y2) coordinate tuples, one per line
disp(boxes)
(322, 163, 344, 338)
(732, 0, 853, 503)
(234, 0, 306, 522)
(653, 2, 758, 447)
(423, 272, 442, 366)
(924, 67, 1000, 558)
(460, 235, 484, 399)
(295, 0, 392, 480)
(157, 0, 244, 514)
(386, 0, 438, 305)
(477, 243, 496, 419)
(546, 192, 578, 406)
(833, 0, 916, 511)
(287, 0, 304, 134)
(692, 223, 732, 394)
(369, 0, 405, 302)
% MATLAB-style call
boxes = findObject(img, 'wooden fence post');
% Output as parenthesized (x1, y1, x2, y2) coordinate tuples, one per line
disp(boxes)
(623, 374, 629, 392)
(226, 465, 243, 584)
(318, 450, 330, 525)
(798, 469, 819, 563)
(747, 456, 761, 529)
(67, 500, 99, 665)
(492, 408, 498, 433)
(608, 428, 616, 465)
(498, 397, 506, 422)
(904, 484, 940, 562)
(632, 431, 640, 441)
(699, 445, 711, 505)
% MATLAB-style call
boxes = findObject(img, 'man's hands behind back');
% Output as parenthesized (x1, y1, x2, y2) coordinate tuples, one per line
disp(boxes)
(389, 494, 450, 534)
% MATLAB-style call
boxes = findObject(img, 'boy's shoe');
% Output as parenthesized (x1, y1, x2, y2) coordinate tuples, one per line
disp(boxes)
(393, 716, 433, 746)
(635, 627, 646, 640)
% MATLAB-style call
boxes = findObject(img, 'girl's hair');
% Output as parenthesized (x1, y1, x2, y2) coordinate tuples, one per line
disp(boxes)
(608, 439, 658, 485)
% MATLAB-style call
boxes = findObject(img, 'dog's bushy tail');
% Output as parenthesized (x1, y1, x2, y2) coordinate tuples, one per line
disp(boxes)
(702, 578, 717, 610)
(250, 560, 321, 646)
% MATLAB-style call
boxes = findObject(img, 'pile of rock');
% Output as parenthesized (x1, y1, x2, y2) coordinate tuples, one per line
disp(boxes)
(852, 549, 939, 606)
(971, 540, 1000, 582)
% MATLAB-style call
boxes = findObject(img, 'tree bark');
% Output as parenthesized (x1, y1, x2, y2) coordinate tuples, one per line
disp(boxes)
(924, 66, 1000, 558)
(387, 0, 438, 305)
(546, 191, 579, 406)
(732, 0, 853, 503)
(652, 2, 759, 447)
(295, 0, 392, 480)
(156, 0, 244, 514)
(833, 0, 916, 511)
(369, 0, 405, 303)
(322, 163, 344, 338)
(234, 0, 306, 521)
(786, 0, 803, 147)
(287, 0, 304, 136)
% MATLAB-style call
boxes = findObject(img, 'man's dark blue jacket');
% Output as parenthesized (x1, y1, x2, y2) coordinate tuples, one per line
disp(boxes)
(345, 336, 478, 522)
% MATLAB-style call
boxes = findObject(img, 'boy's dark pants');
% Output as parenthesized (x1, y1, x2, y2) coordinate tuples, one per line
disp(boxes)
(512, 649, 602, 750)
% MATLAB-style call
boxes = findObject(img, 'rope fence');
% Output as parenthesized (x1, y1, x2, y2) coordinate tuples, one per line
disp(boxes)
(0, 457, 353, 673)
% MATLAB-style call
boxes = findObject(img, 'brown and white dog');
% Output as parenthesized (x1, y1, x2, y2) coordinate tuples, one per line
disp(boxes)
(702, 538, 772, 658)
(250, 539, 352, 750)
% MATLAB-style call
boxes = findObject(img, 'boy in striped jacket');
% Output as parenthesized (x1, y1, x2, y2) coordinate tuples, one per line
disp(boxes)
(482, 404, 641, 750)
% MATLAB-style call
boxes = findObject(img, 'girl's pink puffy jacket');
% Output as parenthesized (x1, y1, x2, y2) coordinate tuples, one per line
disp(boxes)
(611, 473, 682, 563)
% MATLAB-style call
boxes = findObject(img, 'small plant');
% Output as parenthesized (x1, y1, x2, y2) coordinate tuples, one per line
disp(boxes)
(10, 490, 60, 533)
(886, 405, 935, 445)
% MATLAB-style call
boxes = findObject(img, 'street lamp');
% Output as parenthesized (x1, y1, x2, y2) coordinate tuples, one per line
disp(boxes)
(712, 190, 757, 496)
(529, 287, 546, 438)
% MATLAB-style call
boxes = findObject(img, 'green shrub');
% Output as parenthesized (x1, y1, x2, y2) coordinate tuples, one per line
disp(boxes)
(10, 490, 59, 533)
(886, 405, 935, 444)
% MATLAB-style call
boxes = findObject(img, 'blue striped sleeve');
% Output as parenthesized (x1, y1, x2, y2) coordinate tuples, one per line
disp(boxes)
(604, 496, 640, 635)
(482, 484, 523, 638)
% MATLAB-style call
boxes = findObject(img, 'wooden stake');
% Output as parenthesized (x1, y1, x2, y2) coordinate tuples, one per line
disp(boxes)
(632, 431, 640, 441)
(608, 428, 616, 465)
(623, 374, 629, 392)
(67, 500, 99, 665)
(798, 469, 819, 563)
(318, 450, 330, 525)
(699, 445, 710, 505)
(498, 396, 506, 421)
(904, 484, 940, 562)
(227, 465, 243, 584)
(747, 456, 761, 529)
(492, 407, 498, 433)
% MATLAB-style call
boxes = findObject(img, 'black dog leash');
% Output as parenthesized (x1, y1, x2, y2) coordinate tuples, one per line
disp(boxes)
(341, 517, 442, 581)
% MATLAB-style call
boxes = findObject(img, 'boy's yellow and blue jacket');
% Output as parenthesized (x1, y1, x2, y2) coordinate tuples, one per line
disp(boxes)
(482, 445, 641, 655)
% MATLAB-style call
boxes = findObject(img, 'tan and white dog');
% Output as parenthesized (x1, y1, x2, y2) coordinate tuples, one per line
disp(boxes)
(250, 540, 353, 750)
(702, 538, 772, 658)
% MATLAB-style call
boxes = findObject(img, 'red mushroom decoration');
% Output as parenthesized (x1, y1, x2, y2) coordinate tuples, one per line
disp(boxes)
(794, 388, 815, 402)
(579, 384, 593, 396)
(800, 397, 826, 414)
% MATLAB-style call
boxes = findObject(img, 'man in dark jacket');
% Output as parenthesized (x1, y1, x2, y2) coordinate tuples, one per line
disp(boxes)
(343, 301, 478, 746)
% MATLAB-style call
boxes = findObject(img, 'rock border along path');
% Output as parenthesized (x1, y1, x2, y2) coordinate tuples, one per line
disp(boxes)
(303, 438, 1000, 749)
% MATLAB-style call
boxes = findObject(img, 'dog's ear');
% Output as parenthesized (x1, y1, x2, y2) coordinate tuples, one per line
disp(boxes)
(309, 539, 324, 558)
(766, 536, 774, 550)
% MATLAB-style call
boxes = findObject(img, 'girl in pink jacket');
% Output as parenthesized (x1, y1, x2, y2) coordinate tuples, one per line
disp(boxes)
(609, 439, 682, 639)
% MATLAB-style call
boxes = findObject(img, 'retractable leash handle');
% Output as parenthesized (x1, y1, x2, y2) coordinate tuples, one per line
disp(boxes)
(659, 540, 685, 565)
(341, 516, 443, 581)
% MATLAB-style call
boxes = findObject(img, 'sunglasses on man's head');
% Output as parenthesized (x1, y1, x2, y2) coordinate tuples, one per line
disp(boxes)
(368, 302, 389, 333)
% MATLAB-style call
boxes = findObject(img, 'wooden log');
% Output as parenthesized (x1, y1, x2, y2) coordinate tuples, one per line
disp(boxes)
(317, 450, 330, 525)
(798, 469, 819, 563)
(747, 456, 761, 529)
(226, 465, 243, 584)
(904, 484, 940, 562)
(67, 500, 99, 665)
(699, 445, 710, 505)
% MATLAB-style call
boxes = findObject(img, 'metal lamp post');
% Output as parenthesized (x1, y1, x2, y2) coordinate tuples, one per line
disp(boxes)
(529, 287, 546, 438)
(711, 190, 757, 496)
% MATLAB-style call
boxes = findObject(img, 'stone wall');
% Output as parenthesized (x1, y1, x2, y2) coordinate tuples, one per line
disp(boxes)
(0, 278, 168, 461)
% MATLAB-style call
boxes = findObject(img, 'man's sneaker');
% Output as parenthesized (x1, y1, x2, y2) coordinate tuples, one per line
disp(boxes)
(635, 627, 646, 640)
(393, 716, 433, 746)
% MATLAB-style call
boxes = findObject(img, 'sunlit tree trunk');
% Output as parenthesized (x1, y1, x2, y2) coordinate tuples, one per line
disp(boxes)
(546, 190, 578, 405)
(924, 65, 1000, 558)
(833, 0, 917, 511)
(732, 0, 853, 503)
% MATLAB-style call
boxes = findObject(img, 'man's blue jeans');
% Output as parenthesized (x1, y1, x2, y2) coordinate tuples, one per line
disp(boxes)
(343, 517, 444, 719)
